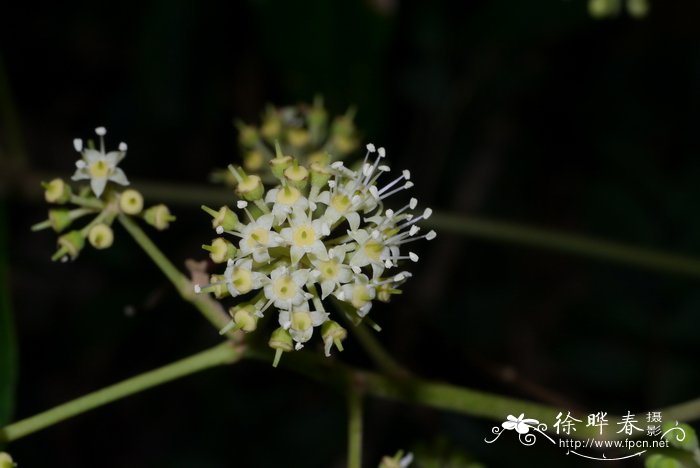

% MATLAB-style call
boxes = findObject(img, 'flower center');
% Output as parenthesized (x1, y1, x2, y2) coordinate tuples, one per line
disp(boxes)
(232, 268, 253, 294)
(292, 224, 316, 247)
(88, 159, 110, 178)
(291, 310, 312, 331)
(273, 276, 296, 300)
(318, 260, 339, 280)
(247, 228, 269, 247)
(276, 186, 301, 205)
(330, 194, 351, 213)
(363, 240, 383, 261)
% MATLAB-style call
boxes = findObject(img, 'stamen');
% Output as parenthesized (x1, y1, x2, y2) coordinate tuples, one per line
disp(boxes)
(118, 142, 128, 151)
(379, 181, 414, 200)
(73, 138, 83, 152)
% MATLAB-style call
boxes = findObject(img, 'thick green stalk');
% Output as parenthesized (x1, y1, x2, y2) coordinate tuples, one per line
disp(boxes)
(347, 390, 363, 468)
(427, 212, 700, 277)
(0, 342, 242, 443)
(117, 214, 232, 334)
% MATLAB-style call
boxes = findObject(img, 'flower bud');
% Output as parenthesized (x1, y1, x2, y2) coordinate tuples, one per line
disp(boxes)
(88, 223, 114, 249)
(310, 160, 332, 187)
(627, 0, 649, 18)
(144, 204, 175, 230)
(284, 161, 309, 190)
(231, 304, 258, 332)
(269, 327, 293, 367)
(0, 452, 15, 468)
(261, 108, 281, 140)
(119, 189, 144, 215)
(48, 209, 74, 232)
(321, 320, 347, 357)
(236, 174, 264, 201)
(204, 274, 227, 299)
(270, 142, 293, 179)
(43, 178, 72, 204)
(202, 205, 239, 232)
(287, 128, 310, 147)
(243, 150, 265, 172)
(331, 134, 357, 155)
(307, 96, 328, 134)
(588, 0, 621, 18)
(202, 238, 237, 263)
(53, 230, 85, 261)
(236, 122, 259, 148)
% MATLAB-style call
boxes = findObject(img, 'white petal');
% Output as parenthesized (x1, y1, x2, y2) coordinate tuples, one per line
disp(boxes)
(90, 176, 108, 197)
(109, 167, 130, 186)
(345, 212, 361, 231)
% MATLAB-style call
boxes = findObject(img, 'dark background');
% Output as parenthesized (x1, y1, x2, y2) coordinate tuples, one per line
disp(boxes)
(2, 0, 700, 466)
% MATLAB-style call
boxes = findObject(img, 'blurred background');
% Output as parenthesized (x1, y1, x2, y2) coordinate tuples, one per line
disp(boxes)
(2, 0, 700, 466)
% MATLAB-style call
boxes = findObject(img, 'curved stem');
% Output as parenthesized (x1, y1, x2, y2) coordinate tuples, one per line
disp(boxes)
(0, 342, 242, 443)
(427, 212, 700, 277)
(117, 214, 233, 336)
(332, 298, 409, 378)
(347, 390, 363, 468)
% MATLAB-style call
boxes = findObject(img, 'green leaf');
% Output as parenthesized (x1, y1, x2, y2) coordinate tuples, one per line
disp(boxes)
(0, 202, 17, 428)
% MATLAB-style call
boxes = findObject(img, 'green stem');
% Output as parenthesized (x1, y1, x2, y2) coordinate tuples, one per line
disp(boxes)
(347, 389, 363, 468)
(333, 298, 409, 378)
(117, 214, 232, 334)
(70, 195, 104, 210)
(0, 342, 242, 443)
(427, 212, 700, 277)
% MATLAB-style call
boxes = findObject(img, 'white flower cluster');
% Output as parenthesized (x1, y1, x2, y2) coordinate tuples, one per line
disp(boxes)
(195, 144, 435, 364)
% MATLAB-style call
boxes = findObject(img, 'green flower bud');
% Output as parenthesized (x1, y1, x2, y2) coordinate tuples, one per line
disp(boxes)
(119, 189, 144, 215)
(208, 274, 229, 299)
(269, 327, 293, 367)
(236, 174, 264, 201)
(588, 0, 621, 18)
(236, 121, 259, 148)
(43, 178, 72, 204)
(284, 161, 309, 190)
(0, 452, 15, 468)
(261, 107, 281, 140)
(321, 320, 347, 357)
(88, 223, 114, 249)
(627, 0, 649, 18)
(202, 237, 237, 263)
(270, 141, 293, 179)
(53, 230, 85, 261)
(287, 128, 310, 147)
(202, 205, 239, 232)
(243, 150, 265, 172)
(144, 204, 175, 230)
(48, 209, 74, 232)
(231, 304, 258, 332)
(310, 160, 332, 187)
(307, 96, 328, 134)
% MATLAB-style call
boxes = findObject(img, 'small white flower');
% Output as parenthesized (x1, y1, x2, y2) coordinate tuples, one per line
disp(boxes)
(263, 266, 310, 310)
(265, 185, 309, 224)
(278, 302, 328, 348)
(311, 246, 353, 298)
(71, 127, 129, 197)
(237, 213, 280, 263)
(280, 208, 330, 265)
(336, 274, 376, 317)
(223, 258, 266, 297)
(347, 229, 389, 278)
